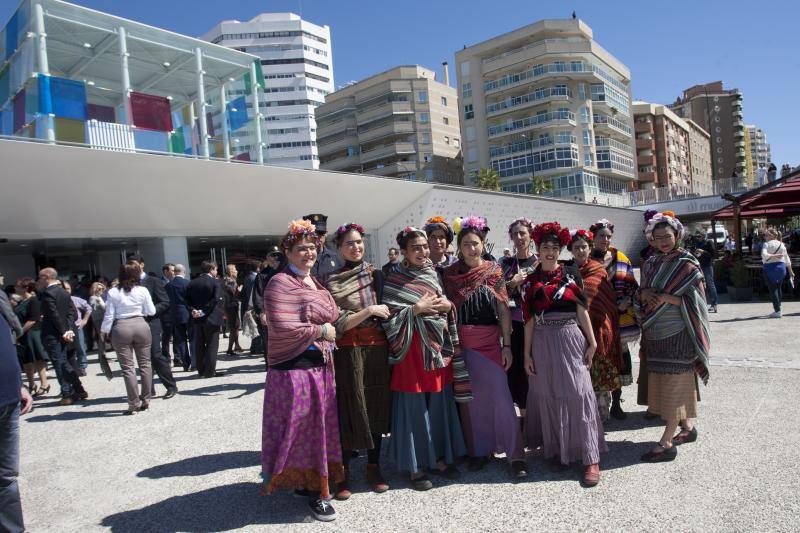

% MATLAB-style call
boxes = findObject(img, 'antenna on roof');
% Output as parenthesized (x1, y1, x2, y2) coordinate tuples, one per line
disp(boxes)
(572, 10, 577, 19)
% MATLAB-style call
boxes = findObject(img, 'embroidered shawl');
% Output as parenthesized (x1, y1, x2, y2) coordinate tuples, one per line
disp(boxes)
(606, 248, 640, 340)
(381, 261, 471, 402)
(522, 265, 586, 321)
(579, 259, 623, 369)
(264, 270, 339, 366)
(639, 248, 711, 384)
(325, 262, 380, 334)
(442, 260, 508, 309)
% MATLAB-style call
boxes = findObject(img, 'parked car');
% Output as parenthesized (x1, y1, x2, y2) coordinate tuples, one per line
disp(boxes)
(706, 226, 729, 247)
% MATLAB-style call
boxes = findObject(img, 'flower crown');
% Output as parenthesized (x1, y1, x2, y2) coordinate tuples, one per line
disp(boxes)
(645, 212, 684, 242)
(532, 222, 571, 247)
(643, 209, 658, 223)
(508, 217, 534, 236)
(589, 218, 614, 234)
(282, 219, 319, 248)
(402, 226, 423, 237)
(425, 216, 448, 226)
(569, 229, 594, 244)
(336, 222, 365, 236)
(457, 215, 488, 234)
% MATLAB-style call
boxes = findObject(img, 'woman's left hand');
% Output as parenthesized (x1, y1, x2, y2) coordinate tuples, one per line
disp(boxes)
(432, 296, 453, 314)
(584, 343, 596, 367)
(501, 346, 513, 371)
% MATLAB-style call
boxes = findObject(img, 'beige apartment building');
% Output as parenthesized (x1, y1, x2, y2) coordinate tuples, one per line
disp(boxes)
(670, 81, 746, 181)
(746, 124, 772, 183)
(686, 119, 713, 194)
(632, 102, 711, 195)
(455, 18, 636, 203)
(316, 65, 463, 184)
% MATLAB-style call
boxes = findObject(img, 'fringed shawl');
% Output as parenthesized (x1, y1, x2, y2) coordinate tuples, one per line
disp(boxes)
(442, 260, 509, 322)
(639, 248, 711, 384)
(325, 262, 380, 335)
(264, 270, 339, 366)
(579, 260, 623, 370)
(381, 261, 471, 402)
(605, 248, 640, 341)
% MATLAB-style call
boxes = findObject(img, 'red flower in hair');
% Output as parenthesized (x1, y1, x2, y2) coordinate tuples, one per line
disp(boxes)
(532, 222, 572, 247)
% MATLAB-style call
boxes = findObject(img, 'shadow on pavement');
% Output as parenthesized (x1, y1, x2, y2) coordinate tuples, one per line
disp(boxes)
(711, 315, 771, 324)
(101, 482, 310, 531)
(177, 381, 262, 399)
(25, 409, 124, 422)
(138, 451, 260, 479)
(602, 410, 663, 432)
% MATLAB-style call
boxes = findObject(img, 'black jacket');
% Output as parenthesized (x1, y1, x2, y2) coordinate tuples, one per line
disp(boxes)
(186, 274, 224, 326)
(141, 275, 171, 324)
(40, 284, 76, 340)
(166, 276, 190, 324)
(252, 267, 279, 315)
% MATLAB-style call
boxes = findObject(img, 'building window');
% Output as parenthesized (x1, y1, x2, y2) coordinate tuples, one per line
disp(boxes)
(443, 117, 449, 125)
(424, 169, 434, 181)
(454, 138, 460, 148)
(583, 129, 592, 146)
(423, 153, 433, 163)
(584, 152, 593, 166)
(466, 125, 476, 141)
(466, 147, 478, 162)
(462, 83, 472, 98)
(418, 91, 428, 103)
(578, 83, 586, 100)
(419, 113, 429, 124)
(580, 107, 590, 124)
(460, 61, 470, 76)
(422, 133, 431, 144)
(444, 136, 450, 145)
(441, 96, 448, 106)
(464, 104, 474, 120)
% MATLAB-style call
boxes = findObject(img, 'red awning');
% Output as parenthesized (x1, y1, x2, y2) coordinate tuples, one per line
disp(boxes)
(714, 171, 800, 219)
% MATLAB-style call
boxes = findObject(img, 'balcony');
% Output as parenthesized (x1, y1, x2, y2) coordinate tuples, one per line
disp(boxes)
(735, 139, 746, 148)
(636, 138, 655, 150)
(360, 142, 417, 164)
(638, 171, 657, 182)
(356, 102, 413, 127)
(486, 86, 572, 118)
(487, 110, 576, 139)
(593, 115, 632, 137)
(320, 153, 361, 171)
(365, 161, 418, 177)
(734, 129, 745, 138)
(317, 116, 356, 138)
(637, 154, 656, 167)
(733, 119, 745, 128)
(732, 109, 743, 118)
(358, 120, 415, 143)
(317, 134, 358, 157)
(634, 121, 654, 134)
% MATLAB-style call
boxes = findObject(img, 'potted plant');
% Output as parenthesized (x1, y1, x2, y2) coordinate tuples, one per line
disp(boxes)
(727, 259, 753, 301)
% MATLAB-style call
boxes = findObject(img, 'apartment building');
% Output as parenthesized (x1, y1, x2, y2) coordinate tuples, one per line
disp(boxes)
(316, 65, 463, 184)
(746, 124, 772, 180)
(202, 13, 333, 169)
(686, 120, 713, 194)
(455, 19, 636, 203)
(670, 81, 746, 181)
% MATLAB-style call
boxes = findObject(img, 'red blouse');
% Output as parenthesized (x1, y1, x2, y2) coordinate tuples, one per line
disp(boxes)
(390, 331, 453, 393)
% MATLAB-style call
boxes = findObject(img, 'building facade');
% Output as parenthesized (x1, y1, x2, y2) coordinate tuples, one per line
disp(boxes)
(632, 102, 691, 192)
(316, 65, 463, 184)
(202, 13, 334, 169)
(746, 124, 771, 181)
(455, 19, 636, 203)
(686, 119, 713, 195)
(670, 81, 746, 182)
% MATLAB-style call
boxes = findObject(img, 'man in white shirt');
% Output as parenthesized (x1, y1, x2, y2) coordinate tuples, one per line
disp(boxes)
(724, 236, 736, 253)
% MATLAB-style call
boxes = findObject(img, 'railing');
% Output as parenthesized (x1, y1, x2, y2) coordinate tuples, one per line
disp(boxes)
(623, 176, 756, 207)
(488, 110, 575, 137)
(593, 114, 632, 135)
(486, 86, 571, 115)
(489, 135, 576, 158)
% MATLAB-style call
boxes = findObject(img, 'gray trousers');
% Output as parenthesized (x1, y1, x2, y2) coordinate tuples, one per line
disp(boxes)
(111, 317, 153, 410)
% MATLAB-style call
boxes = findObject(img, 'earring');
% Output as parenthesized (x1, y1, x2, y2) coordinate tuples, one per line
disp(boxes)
(401, 259, 410, 268)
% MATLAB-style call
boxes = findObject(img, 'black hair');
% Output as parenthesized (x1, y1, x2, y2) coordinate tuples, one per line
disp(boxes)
(396, 229, 428, 249)
(456, 226, 487, 248)
(333, 227, 363, 248)
(200, 260, 217, 274)
(536, 233, 563, 248)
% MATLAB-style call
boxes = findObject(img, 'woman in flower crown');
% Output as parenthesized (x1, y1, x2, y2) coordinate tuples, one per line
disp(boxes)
(500, 217, 539, 413)
(381, 226, 468, 491)
(589, 218, 638, 420)
(442, 216, 527, 478)
(424, 216, 457, 267)
(325, 223, 393, 499)
(523, 222, 606, 487)
(637, 212, 710, 463)
(260, 219, 343, 522)
(566, 229, 623, 421)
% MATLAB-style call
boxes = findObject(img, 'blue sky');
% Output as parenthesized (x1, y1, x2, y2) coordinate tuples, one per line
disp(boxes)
(2, 0, 796, 167)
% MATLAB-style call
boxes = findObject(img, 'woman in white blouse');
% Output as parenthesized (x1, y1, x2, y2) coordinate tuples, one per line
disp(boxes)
(101, 262, 156, 414)
(761, 228, 795, 318)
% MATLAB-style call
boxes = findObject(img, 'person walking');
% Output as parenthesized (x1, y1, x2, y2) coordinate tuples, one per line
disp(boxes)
(101, 262, 156, 415)
(159, 263, 176, 363)
(690, 233, 718, 313)
(187, 260, 225, 378)
(128, 255, 177, 399)
(223, 264, 244, 355)
(88, 282, 112, 379)
(0, 310, 34, 533)
(13, 278, 51, 396)
(761, 228, 795, 318)
(63, 281, 91, 377)
(38, 268, 87, 405)
(166, 264, 192, 370)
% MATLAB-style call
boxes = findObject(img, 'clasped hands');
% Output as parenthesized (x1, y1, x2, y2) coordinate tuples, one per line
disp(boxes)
(412, 294, 452, 316)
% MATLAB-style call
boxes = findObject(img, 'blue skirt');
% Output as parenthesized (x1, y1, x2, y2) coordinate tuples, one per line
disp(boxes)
(388, 385, 466, 473)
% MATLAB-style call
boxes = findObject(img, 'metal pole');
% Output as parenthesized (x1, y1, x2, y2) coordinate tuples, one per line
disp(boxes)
(34, 3, 55, 143)
(250, 61, 265, 165)
(219, 84, 231, 161)
(119, 27, 133, 126)
(195, 47, 209, 159)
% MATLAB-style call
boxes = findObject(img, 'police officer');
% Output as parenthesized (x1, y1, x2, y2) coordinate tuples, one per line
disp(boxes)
(303, 213, 343, 282)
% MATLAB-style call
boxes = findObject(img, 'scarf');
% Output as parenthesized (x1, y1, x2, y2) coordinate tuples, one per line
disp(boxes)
(442, 260, 508, 310)
(601, 247, 640, 341)
(579, 260, 622, 367)
(325, 261, 380, 334)
(639, 248, 711, 384)
(263, 270, 339, 366)
(522, 265, 586, 321)
(381, 261, 471, 402)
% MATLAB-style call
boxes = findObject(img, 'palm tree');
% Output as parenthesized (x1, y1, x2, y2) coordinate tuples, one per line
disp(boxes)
(529, 175, 554, 196)
(476, 167, 500, 191)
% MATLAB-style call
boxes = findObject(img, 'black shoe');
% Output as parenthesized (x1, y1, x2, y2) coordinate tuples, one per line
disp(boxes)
(293, 488, 311, 498)
(511, 460, 529, 479)
(641, 445, 677, 463)
(610, 402, 627, 420)
(672, 427, 698, 446)
(123, 408, 137, 416)
(138, 402, 149, 412)
(163, 389, 177, 400)
(467, 456, 489, 472)
(427, 465, 461, 480)
(308, 497, 336, 522)
(643, 410, 659, 420)
(213, 371, 226, 377)
(410, 475, 433, 491)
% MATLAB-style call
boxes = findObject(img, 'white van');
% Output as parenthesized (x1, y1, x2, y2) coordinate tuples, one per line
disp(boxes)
(706, 226, 728, 246)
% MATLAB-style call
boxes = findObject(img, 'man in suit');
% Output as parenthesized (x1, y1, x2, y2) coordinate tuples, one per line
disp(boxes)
(166, 264, 192, 371)
(160, 263, 176, 362)
(303, 213, 343, 282)
(381, 247, 400, 276)
(186, 260, 224, 378)
(127, 255, 178, 399)
(37, 268, 87, 405)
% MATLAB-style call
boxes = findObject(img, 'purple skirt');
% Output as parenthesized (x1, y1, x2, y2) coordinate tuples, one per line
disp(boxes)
(525, 313, 607, 466)
(261, 365, 344, 494)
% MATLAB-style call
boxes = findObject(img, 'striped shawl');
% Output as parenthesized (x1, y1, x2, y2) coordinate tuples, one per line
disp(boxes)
(580, 260, 623, 371)
(325, 262, 380, 335)
(639, 248, 711, 384)
(607, 248, 640, 341)
(381, 261, 471, 402)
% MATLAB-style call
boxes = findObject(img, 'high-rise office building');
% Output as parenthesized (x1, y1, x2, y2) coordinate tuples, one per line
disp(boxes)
(202, 13, 333, 169)
(455, 19, 636, 203)
(316, 65, 463, 184)
(670, 81, 746, 181)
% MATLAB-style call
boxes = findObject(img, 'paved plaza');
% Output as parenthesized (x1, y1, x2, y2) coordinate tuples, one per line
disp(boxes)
(18, 297, 800, 532)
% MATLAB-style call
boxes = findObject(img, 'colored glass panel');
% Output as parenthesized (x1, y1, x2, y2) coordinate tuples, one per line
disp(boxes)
(130, 92, 173, 131)
(226, 96, 248, 132)
(50, 77, 87, 120)
(37, 75, 52, 115)
(0, 66, 9, 107)
(54, 117, 86, 144)
(170, 128, 186, 154)
(87, 103, 115, 123)
(254, 60, 265, 89)
(12, 88, 25, 133)
(133, 128, 169, 152)
(5, 11, 18, 60)
(243, 72, 252, 96)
